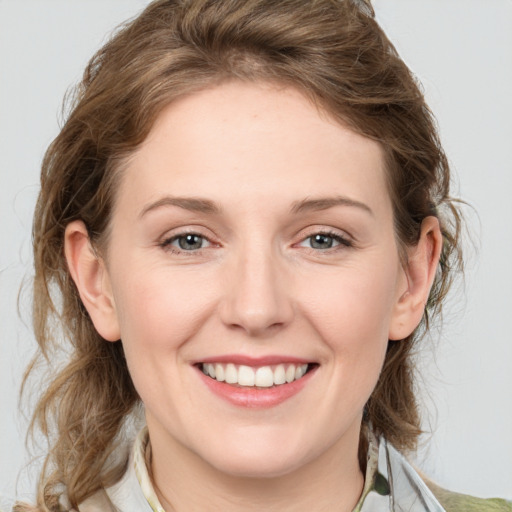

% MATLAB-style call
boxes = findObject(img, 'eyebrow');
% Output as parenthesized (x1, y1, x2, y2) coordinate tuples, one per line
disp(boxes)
(139, 194, 373, 218)
(290, 196, 374, 216)
(139, 196, 221, 218)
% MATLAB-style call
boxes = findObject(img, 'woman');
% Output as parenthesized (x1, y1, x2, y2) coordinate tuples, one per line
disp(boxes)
(14, 0, 511, 511)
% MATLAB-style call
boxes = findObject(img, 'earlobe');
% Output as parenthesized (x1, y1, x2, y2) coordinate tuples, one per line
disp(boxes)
(389, 216, 442, 341)
(64, 220, 121, 342)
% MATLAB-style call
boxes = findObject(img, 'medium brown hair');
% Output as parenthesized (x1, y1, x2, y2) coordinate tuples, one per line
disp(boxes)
(21, 0, 462, 509)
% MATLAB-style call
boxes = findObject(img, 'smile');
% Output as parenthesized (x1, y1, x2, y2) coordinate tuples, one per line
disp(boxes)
(200, 362, 310, 388)
(196, 358, 318, 408)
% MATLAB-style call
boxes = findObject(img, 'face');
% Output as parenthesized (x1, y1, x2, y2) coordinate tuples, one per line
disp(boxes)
(95, 82, 411, 477)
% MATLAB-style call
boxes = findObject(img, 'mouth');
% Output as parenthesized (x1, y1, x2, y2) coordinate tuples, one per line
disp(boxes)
(198, 362, 317, 388)
(194, 355, 319, 408)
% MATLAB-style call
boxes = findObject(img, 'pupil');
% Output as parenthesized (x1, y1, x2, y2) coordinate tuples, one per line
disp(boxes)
(179, 234, 202, 250)
(311, 234, 333, 249)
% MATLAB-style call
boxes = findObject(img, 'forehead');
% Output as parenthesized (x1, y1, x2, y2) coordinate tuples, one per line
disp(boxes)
(117, 81, 390, 218)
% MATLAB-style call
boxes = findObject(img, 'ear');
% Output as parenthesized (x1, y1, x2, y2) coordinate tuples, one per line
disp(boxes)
(64, 220, 121, 342)
(389, 216, 442, 341)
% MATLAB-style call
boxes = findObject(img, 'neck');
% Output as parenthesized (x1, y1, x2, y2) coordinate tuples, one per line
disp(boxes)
(148, 422, 365, 512)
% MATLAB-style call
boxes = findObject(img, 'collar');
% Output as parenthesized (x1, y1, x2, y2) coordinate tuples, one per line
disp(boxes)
(114, 427, 446, 512)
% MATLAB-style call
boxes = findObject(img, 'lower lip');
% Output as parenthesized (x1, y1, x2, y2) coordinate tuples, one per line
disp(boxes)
(196, 366, 317, 409)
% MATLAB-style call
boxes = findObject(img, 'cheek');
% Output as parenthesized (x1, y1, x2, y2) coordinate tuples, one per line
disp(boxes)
(111, 263, 217, 360)
(297, 262, 400, 400)
(299, 265, 400, 350)
(109, 265, 220, 416)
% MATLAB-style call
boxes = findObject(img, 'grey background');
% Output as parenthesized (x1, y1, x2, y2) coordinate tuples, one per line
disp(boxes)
(1, 0, 511, 504)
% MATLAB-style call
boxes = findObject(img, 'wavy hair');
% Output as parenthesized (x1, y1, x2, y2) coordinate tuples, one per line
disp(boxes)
(19, 0, 463, 509)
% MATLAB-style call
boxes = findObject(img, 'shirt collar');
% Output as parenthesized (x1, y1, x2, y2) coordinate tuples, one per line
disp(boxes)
(132, 427, 166, 512)
(130, 426, 445, 512)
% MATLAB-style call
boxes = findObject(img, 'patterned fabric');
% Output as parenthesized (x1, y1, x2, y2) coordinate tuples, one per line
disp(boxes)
(132, 428, 165, 512)
(86, 427, 511, 512)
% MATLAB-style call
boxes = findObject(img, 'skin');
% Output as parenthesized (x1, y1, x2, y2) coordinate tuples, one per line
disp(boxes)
(65, 81, 441, 512)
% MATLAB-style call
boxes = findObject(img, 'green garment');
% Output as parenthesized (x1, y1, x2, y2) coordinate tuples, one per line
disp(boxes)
(353, 430, 512, 512)
(425, 480, 512, 512)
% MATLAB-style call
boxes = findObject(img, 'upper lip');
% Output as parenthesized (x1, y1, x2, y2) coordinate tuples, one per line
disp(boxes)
(193, 355, 315, 367)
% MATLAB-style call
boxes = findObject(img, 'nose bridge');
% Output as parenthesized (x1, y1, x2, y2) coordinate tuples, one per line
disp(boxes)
(221, 238, 293, 335)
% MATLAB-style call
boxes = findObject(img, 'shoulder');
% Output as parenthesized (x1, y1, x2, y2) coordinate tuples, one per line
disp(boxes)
(425, 479, 512, 512)
(378, 437, 511, 512)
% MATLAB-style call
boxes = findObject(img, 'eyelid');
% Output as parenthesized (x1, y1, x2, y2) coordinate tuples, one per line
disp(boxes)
(158, 226, 219, 254)
(167, 234, 211, 249)
(294, 227, 354, 251)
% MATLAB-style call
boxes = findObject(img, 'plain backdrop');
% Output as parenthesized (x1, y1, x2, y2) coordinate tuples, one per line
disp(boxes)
(1, 0, 511, 504)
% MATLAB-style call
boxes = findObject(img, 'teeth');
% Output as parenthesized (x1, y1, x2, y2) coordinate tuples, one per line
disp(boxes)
(225, 363, 237, 384)
(285, 365, 296, 383)
(215, 363, 225, 382)
(201, 362, 309, 387)
(238, 365, 255, 386)
(274, 364, 286, 385)
(295, 365, 306, 379)
(255, 366, 274, 387)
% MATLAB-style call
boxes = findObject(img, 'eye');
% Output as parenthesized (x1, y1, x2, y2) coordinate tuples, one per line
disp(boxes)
(163, 233, 211, 251)
(299, 232, 351, 250)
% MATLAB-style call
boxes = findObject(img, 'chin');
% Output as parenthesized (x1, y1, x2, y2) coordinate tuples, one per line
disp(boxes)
(211, 452, 306, 479)
(197, 431, 315, 479)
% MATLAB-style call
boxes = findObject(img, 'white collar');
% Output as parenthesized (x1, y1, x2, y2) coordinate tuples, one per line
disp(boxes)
(102, 427, 445, 512)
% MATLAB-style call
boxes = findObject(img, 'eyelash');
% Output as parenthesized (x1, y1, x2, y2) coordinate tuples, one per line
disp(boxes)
(160, 232, 212, 254)
(297, 230, 353, 252)
(159, 229, 353, 255)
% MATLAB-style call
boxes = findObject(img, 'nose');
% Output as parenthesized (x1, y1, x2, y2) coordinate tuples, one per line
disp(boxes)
(219, 244, 294, 337)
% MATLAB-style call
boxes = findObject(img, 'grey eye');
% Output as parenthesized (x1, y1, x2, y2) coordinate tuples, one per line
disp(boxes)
(176, 234, 206, 250)
(309, 234, 336, 249)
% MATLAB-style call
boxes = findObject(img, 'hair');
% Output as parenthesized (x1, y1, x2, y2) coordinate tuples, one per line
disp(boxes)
(19, 0, 463, 510)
